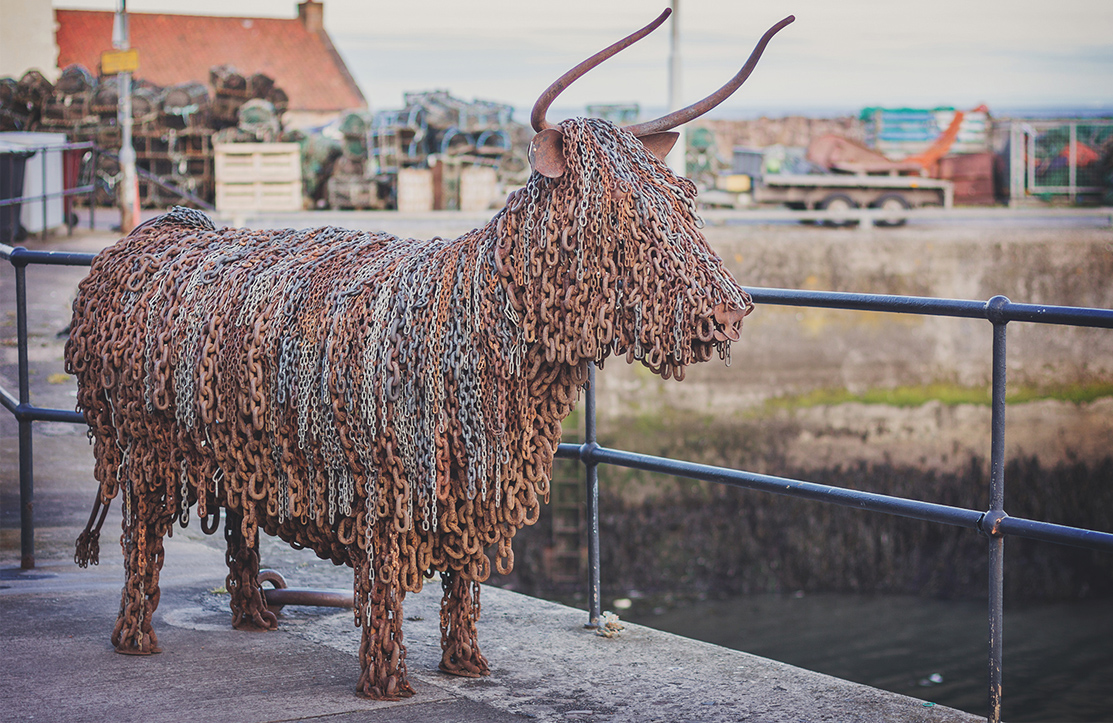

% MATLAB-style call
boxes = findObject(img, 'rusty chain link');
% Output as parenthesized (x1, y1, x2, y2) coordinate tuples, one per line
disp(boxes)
(66, 117, 752, 699)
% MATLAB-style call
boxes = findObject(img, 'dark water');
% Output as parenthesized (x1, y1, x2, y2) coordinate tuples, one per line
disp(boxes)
(624, 594, 1113, 722)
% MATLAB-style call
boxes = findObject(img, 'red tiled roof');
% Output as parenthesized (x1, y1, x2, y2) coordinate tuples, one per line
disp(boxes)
(55, 8, 365, 113)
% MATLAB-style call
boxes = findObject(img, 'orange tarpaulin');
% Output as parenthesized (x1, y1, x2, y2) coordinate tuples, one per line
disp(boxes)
(904, 105, 989, 169)
(1059, 142, 1099, 166)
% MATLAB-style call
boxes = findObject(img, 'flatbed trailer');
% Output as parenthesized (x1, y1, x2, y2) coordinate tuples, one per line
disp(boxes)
(752, 173, 954, 226)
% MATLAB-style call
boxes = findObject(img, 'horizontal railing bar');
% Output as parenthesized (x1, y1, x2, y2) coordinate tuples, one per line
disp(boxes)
(746, 287, 1113, 328)
(997, 516, 1113, 552)
(747, 287, 988, 318)
(7, 248, 1110, 329)
(0, 184, 96, 209)
(556, 442, 1113, 554)
(1, 245, 96, 266)
(1, 386, 19, 414)
(993, 300, 1113, 327)
(20, 405, 85, 424)
(562, 442, 984, 529)
(0, 386, 85, 424)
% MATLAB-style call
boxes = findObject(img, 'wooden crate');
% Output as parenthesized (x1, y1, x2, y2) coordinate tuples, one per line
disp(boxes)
(396, 168, 433, 212)
(214, 142, 301, 212)
(459, 166, 497, 211)
(215, 180, 302, 213)
(214, 142, 300, 183)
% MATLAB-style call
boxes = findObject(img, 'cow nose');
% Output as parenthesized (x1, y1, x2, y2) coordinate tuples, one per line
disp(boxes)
(711, 301, 748, 342)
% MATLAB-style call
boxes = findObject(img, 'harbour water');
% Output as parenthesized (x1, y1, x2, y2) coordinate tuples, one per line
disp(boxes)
(625, 593, 1113, 722)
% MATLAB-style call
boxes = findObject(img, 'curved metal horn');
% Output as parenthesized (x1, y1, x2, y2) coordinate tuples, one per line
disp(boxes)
(624, 15, 795, 137)
(531, 8, 672, 133)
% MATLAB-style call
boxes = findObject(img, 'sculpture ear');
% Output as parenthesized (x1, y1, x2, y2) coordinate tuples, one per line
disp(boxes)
(529, 128, 566, 178)
(638, 131, 680, 161)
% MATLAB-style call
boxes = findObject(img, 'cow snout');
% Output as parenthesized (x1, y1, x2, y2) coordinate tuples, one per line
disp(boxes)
(711, 301, 749, 342)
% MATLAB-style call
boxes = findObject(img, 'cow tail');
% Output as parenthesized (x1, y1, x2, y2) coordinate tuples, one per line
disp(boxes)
(75, 493, 111, 568)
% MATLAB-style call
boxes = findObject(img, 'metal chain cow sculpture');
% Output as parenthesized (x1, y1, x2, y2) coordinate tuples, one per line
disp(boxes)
(67, 9, 792, 700)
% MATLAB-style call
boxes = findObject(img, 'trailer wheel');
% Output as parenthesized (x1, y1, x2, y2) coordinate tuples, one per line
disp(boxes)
(818, 193, 859, 227)
(871, 193, 910, 227)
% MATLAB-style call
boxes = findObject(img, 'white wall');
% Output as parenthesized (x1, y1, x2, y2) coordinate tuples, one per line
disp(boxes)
(0, 0, 59, 82)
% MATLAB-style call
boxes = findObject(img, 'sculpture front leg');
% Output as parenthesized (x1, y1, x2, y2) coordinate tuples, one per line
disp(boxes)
(356, 576, 414, 699)
(112, 519, 165, 655)
(224, 508, 278, 631)
(438, 568, 490, 678)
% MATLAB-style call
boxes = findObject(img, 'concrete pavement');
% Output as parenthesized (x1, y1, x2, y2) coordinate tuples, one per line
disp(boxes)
(0, 431, 982, 723)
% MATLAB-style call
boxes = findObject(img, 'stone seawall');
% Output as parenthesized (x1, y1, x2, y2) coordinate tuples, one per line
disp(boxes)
(496, 222, 1113, 602)
(592, 222, 1113, 472)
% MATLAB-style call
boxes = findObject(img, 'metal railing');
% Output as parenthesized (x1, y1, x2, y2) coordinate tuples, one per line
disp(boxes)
(556, 288, 1113, 723)
(0, 141, 213, 242)
(3, 245, 1113, 723)
(0, 244, 90, 570)
(0, 140, 99, 240)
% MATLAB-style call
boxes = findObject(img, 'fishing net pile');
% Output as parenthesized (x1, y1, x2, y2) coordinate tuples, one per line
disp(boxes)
(65, 117, 751, 699)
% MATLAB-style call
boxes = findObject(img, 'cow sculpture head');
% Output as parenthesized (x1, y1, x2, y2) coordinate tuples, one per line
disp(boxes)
(495, 9, 794, 380)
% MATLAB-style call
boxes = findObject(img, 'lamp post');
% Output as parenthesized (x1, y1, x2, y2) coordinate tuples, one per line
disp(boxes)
(113, 0, 139, 233)
(667, 0, 686, 178)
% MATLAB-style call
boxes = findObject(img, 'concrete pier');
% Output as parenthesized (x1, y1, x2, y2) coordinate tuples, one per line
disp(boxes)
(4, 214, 1063, 723)
(0, 433, 982, 723)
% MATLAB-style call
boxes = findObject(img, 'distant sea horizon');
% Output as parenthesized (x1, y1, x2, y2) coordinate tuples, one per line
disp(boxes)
(532, 103, 1113, 123)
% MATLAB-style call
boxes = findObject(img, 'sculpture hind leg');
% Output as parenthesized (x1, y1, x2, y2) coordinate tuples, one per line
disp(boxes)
(112, 518, 166, 655)
(356, 573, 414, 699)
(224, 508, 278, 631)
(438, 568, 490, 677)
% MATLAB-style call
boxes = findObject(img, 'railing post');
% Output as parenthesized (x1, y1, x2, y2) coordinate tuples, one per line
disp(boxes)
(90, 147, 97, 231)
(40, 149, 48, 242)
(14, 258, 35, 569)
(583, 361, 602, 628)
(985, 295, 1010, 723)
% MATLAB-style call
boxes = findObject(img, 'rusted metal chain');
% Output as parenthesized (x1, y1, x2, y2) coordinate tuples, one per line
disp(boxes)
(65, 10, 768, 700)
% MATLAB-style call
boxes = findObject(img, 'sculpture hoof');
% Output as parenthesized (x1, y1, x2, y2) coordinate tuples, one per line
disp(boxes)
(436, 658, 485, 676)
(114, 644, 161, 655)
(232, 609, 279, 631)
(356, 676, 415, 700)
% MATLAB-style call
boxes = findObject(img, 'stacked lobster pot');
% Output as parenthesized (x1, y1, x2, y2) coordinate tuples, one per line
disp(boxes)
(0, 62, 293, 208)
(364, 90, 531, 210)
(0, 78, 22, 131)
(210, 66, 287, 131)
(213, 98, 283, 144)
(325, 110, 386, 210)
(0, 70, 53, 131)
(161, 82, 212, 130)
(39, 65, 98, 133)
(209, 65, 252, 129)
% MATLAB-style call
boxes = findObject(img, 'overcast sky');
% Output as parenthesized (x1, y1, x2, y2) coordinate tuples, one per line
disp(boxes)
(55, 0, 1113, 118)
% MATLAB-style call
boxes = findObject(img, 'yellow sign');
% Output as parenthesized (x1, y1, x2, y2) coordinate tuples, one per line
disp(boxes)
(100, 49, 139, 75)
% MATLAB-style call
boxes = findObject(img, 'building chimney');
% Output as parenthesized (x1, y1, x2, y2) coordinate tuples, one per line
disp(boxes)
(298, 1, 324, 33)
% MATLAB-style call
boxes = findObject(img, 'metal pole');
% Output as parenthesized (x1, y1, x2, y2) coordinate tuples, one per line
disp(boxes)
(15, 261, 34, 569)
(985, 296, 1009, 723)
(583, 362, 602, 628)
(1068, 123, 1077, 204)
(40, 150, 48, 241)
(1027, 127, 1036, 197)
(89, 147, 97, 231)
(1008, 124, 1021, 208)
(115, 1, 139, 233)
(666, 0, 686, 178)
